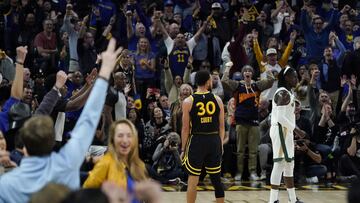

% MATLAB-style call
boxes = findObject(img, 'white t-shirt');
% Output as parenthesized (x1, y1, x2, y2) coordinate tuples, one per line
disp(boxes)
(260, 63, 282, 101)
(273, 12, 288, 35)
(164, 36, 197, 55)
(114, 92, 127, 121)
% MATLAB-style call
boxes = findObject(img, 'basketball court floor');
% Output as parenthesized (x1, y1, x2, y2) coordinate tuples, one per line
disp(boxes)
(161, 179, 348, 203)
(162, 190, 346, 203)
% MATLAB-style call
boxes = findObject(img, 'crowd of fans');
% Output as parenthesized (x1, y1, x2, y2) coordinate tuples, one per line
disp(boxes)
(1, 0, 360, 202)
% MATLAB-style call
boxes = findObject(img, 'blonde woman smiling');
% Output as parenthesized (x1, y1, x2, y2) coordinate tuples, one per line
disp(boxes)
(83, 119, 147, 202)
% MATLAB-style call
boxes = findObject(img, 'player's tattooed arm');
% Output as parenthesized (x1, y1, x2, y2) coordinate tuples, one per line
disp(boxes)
(274, 90, 290, 106)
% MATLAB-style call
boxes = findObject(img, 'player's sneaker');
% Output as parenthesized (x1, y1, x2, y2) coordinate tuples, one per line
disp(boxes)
(168, 177, 180, 185)
(250, 172, 259, 181)
(288, 198, 304, 203)
(259, 170, 267, 180)
(295, 198, 304, 203)
(306, 176, 319, 184)
(234, 173, 242, 181)
(223, 172, 232, 179)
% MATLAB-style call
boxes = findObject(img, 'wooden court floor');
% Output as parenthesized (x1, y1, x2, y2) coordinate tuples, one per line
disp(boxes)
(162, 190, 347, 203)
(161, 179, 348, 203)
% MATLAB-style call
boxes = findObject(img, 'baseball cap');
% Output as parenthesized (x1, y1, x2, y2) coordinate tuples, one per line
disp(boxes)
(211, 2, 222, 9)
(232, 72, 242, 81)
(8, 102, 32, 130)
(266, 48, 277, 56)
(354, 36, 360, 44)
(165, 0, 174, 6)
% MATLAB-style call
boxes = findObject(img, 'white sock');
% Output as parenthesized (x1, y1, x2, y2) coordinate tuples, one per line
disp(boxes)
(287, 188, 296, 202)
(269, 189, 279, 203)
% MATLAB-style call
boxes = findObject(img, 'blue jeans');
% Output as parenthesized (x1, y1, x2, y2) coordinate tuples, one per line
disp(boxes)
(305, 165, 327, 178)
(316, 143, 340, 174)
(315, 144, 332, 160)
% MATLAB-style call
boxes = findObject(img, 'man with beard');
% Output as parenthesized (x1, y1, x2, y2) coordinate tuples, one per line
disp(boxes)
(104, 72, 130, 125)
(300, 3, 337, 61)
(337, 18, 360, 51)
(34, 19, 58, 75)
(155, 14, 209, 78)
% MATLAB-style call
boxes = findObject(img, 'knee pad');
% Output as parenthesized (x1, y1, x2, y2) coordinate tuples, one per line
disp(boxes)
(209, 173, 224, 198)
(283, 161, 294, 177)
(270, 162, 284, 185)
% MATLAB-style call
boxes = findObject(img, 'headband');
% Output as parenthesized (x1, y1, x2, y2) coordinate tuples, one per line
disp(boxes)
(283, 66, 291, 75)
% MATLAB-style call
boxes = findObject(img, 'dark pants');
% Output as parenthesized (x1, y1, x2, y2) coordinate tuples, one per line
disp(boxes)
(136, 78, 157, 101)
(340, 154, 360, 176)
(147, 165, 187, 184)
(305, 165, 327, 178)
(316, 144, 340, 174)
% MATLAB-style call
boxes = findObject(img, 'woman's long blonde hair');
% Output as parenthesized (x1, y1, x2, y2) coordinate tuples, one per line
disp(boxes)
(136, 37, 151, 55)
(108, 119, 147, 181)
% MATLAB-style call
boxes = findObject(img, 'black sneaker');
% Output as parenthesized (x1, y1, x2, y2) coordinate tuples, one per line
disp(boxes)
(295, 198, 304, 203)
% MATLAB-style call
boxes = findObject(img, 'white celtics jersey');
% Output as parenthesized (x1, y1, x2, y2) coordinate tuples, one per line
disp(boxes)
(270, 87, 296, 162)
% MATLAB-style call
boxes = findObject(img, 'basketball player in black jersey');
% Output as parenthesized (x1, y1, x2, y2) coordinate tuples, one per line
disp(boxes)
(180, 70, 225, 203)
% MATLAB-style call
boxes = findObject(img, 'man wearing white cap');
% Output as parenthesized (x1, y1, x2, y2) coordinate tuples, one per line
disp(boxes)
(211, 2, 222, 9)
(253, 30, 297, 101)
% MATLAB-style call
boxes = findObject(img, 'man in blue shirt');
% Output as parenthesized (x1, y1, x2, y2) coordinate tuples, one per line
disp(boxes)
(0, 46, 28, 134)
(89, 0, 116, 31)
(300, 4, 337, 62)
(0, 39, 123, 203)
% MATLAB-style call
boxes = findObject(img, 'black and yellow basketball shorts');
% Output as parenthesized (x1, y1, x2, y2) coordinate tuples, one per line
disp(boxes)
(182, 134, 222, 176)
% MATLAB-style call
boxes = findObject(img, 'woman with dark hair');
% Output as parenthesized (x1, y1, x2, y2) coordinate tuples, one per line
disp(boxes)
(268, 66, 303, 203)
(143, 107, 171, 164)
(127, 108, 145, 158)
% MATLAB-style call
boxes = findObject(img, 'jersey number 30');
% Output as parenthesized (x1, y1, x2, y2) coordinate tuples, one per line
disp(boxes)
(196, 101, 216, 116)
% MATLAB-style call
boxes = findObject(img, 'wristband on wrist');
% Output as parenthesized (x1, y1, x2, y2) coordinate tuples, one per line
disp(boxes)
(15, 61, 24, 66)
(53, 86, 62, 97)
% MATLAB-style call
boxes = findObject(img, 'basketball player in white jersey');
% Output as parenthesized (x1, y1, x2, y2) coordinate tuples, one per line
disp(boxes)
(268, 66, 303, 203)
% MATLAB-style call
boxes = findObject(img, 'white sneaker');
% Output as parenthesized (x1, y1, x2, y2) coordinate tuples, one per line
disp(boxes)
(250, 172, 259, 181)
(311, 176, 319, 183)
(306, 176, 319, 184)
(259, 170, 266, 180)
(234, 173, 242, 181)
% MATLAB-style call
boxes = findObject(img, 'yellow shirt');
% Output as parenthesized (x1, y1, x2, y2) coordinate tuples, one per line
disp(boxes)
(253, 39, 293, 73)
(83, 153, 127, 189)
